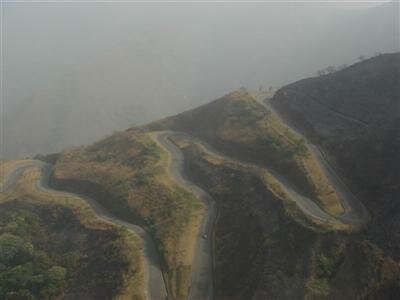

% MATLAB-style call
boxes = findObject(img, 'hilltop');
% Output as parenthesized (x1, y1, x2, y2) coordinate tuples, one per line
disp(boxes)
(149, 89, 344, 215)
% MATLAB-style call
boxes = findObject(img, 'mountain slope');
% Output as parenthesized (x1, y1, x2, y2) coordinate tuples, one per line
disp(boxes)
(38, 53, 400, 299)
(0, 162, 144, 299)
(47, 129, 203, 299)
(271, 52, 399, 204)
(178, 137, 399, 299)
(271, 52, 400, 259)
(149, 90, 344, 215)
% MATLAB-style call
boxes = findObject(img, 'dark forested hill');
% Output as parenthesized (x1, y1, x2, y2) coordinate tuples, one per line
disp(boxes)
(271, 52, 400, 260)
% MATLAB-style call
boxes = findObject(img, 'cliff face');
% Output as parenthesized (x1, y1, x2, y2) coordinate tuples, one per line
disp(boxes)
(271, 52, 400, 259)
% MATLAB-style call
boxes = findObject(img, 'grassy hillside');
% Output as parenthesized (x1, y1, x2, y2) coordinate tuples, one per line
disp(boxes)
(49, 129, 204, 299)
(149, 90, 343, 215)
(0, 163, 144, 300)
(177, 139, 400, 299)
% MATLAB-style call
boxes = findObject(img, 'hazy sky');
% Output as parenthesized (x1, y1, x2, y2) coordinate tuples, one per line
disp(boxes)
(2, 1, 399, 157)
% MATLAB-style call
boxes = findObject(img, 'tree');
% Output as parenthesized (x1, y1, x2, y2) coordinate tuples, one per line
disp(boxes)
(46, 266, 67, 282)
(0, 233, 34, 266)
(325, 66, 336, 74)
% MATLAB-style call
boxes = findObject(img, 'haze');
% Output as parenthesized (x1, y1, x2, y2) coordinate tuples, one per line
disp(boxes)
(2, 1, 399, 158)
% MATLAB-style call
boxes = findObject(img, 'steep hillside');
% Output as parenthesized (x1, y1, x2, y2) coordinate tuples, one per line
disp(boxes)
(175, 137, 399, 299)
(271, 53, 400, 263)
(0, 162, 144, 300)
(36, 53, 399, 299)
(149, 90, 344, 215)
(49, 129, 204, 299)
(272, 53, 399, 140)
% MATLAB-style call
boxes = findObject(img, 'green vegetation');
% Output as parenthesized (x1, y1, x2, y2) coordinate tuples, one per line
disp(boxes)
(255, 134, 307, 160)
(306, 279, 330, 298)
(318, 254, 336, 277)
(0, 162, 145, 300)
(0, 205, 144, 300)
(0, 210, 66, 300)
(51, 129, 204, 299)
(0, 200, 142, 299)
(305, 245, 344, 299)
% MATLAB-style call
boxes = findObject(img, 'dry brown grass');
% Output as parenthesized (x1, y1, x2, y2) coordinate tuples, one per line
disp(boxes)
(151, 90, 343, 216)
(171, 136, 350, 232)
(258, 97, 343, 215)
(0, 159, 35, 189)
(299, 154, 344, 215)
(149, 132, 205, 299)
(53, 130, 204, 299)
(156, 92, 345, 221)
(248, 91, 344, 215)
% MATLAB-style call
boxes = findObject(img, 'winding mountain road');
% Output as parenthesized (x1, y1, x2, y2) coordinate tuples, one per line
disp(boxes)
(153, 132, 215, 300)
(1, 161, 168, 300)
(2, 91, 369, 300)
(152, 100, 371, 295)
(252, 91, 369, 224)
(158, 129, 366, 227)
(1, 160, 39, 193)
(153, 123, 366, 300)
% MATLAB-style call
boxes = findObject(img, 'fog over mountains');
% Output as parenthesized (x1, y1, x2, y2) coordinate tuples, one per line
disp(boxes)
(3, 1, 399, 158)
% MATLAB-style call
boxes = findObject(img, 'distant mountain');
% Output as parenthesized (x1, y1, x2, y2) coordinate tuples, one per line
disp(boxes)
(4, 2, 399, 158)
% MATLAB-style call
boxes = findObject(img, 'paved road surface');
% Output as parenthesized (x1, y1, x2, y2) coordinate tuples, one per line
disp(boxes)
(1, 161, 168, 300)
(158, 125, 368, 226)
(2, 98, 369, 300)
(154, 132, 215, 300)
(252, 92, 369, 224)
(153, 122, 368, 300)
